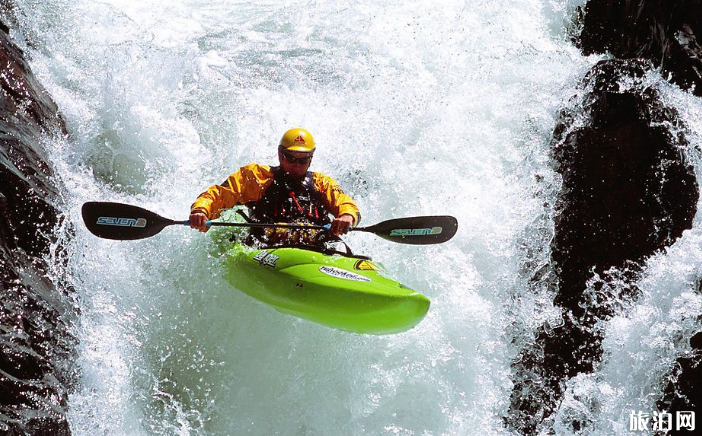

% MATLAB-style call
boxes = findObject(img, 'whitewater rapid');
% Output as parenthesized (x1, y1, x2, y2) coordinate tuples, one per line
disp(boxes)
(7, 0, 702, 434)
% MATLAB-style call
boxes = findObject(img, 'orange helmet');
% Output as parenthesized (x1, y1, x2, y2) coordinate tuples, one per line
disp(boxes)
(279, 128, 315, 153)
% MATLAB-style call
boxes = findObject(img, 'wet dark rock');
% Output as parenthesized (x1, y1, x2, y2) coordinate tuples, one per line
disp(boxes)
(576, 0, 702, 96)
(506, 59, 698, 435)
(577, 1, 702, 426)
(551, 60, 697, 315)
(0, 19, 76, 436)
(554, 2, 702, 435)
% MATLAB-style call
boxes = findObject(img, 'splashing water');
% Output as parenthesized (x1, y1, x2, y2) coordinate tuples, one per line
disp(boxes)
(7, 0, 702, 435)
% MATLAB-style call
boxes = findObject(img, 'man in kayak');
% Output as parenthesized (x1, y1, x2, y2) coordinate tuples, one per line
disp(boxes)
(189, 128, 360, 243)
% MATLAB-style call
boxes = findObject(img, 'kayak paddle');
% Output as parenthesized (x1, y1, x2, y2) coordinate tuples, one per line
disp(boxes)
(81, 201, 458, 244)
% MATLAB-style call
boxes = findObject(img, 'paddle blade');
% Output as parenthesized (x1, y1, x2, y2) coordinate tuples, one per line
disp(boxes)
(81, 202, 176, 240)
(359, 216, 458, 245)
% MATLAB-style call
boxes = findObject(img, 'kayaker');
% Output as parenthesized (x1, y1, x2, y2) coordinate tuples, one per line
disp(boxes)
(189, 128, 360, 243)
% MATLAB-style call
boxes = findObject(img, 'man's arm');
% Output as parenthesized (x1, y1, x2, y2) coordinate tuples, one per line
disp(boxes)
(189, 164, 272, 232)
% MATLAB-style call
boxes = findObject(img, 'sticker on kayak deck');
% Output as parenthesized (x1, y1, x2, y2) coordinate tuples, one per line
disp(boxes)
(390, 227, 443, 237)
(253, 251, 279, 267)
(354, 260, 377, 271)
(319, 266, 371, 282)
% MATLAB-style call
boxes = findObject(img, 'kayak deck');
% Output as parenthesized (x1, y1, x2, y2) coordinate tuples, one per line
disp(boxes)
(224, 244, 430, 335)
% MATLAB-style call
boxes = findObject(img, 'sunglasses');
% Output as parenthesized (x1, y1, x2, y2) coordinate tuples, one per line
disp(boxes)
(282, 151, 313, 164)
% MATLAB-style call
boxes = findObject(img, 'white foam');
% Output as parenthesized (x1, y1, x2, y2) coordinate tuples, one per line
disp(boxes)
(15, 1, 697, 435)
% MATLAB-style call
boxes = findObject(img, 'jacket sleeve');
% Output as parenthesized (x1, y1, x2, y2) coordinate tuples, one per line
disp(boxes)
(191, 164, 272, 219)
(313, 173, 361, 225)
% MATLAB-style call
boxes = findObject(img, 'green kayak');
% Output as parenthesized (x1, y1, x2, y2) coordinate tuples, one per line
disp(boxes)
(224, 244, 430, 335)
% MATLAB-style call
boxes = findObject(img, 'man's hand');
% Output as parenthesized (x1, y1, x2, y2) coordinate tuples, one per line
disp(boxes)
(329, 214, 354, 236)
(189, 211, 209, 232)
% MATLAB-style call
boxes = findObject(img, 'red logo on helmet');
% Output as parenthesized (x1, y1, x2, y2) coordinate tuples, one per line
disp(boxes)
(294, 135, 305, 144)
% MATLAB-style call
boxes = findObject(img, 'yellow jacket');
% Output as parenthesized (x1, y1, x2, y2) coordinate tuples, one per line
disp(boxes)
(191, 163, 360, 224)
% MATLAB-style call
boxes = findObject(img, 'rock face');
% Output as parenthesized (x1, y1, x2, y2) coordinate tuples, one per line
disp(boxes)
(573, 2, 702, 434)
(506, 0, 702, 431)
(0, 21, 77, 436)
(551, 60, 698, 319)
(577, 0, 702, 96)
(506, 59, 699, 435)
